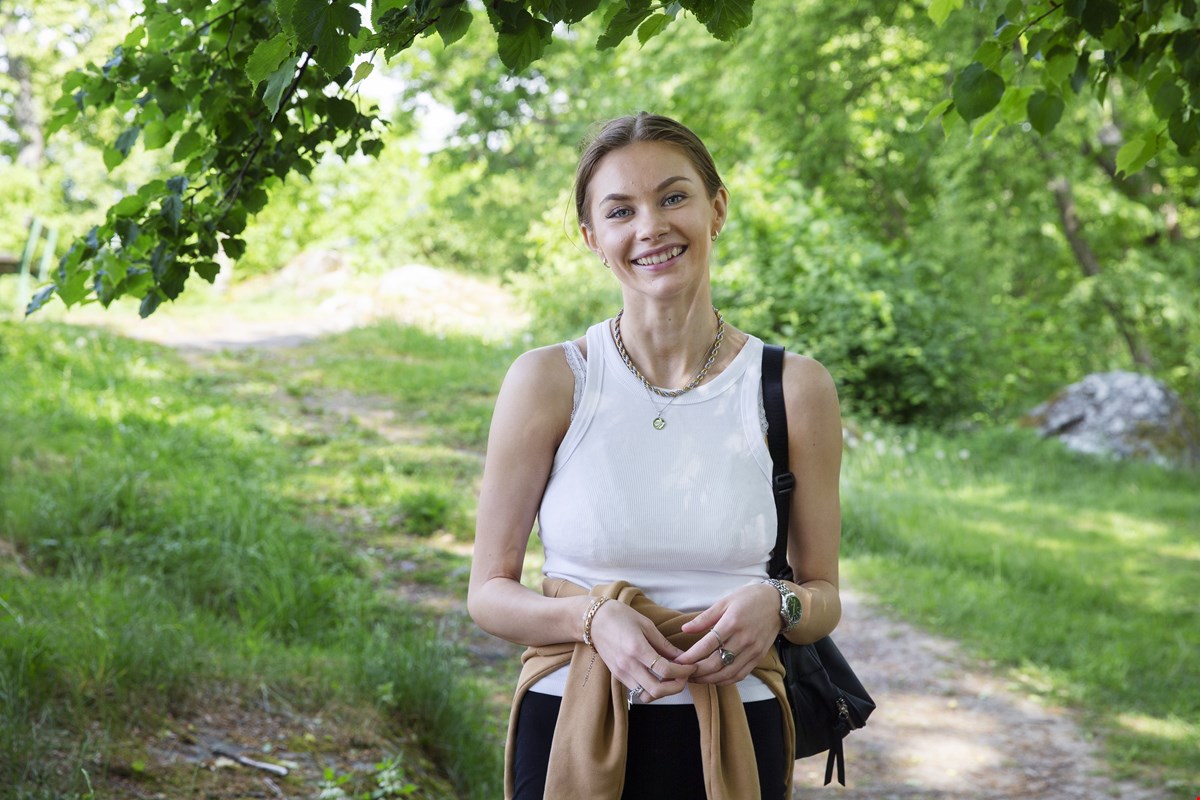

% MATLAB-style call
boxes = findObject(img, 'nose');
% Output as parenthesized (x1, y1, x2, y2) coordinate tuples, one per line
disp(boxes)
(637, 206, 669, 240)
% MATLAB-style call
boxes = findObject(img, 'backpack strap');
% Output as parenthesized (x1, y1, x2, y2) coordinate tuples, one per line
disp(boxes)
(762, 344, 796, 582)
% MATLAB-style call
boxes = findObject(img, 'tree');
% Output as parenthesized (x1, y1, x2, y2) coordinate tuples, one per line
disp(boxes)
(25, 0, 754, 317)
(931, 0, 1200, 172)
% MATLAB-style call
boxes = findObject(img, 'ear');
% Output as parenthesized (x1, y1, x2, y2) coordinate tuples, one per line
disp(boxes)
(580, 223, 601, 257)
(711, 186, 729, 234)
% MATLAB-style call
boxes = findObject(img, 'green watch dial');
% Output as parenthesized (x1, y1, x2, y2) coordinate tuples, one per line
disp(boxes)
(781, 592, 803, 628)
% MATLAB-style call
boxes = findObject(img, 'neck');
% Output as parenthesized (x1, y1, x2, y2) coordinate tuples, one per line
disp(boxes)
(614, 296, 720, 390)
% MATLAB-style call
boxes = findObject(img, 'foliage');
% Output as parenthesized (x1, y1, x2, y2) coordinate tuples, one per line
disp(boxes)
(27, 0, 754, 316)
(931, 0, 1200, 167)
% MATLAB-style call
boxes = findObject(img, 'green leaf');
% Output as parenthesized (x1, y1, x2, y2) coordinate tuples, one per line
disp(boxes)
(928, 0, 964, 26)
(1027, 90, 1064, 134)
(142, 120, 172, 150)
(350, 61, 375, 86)
(263, 56, 300, 118)
(325, 97, 357, 127)
(436, 3, 473, 47)
(1115, 131, 1158, 176)
(1081, 0, 1119, 38)
(223, 237, 247, 259)
(25, 285, 57, 316)
(971, 40, 1004, 69)
(562, 0, 603, 24)
(598, 5, 652, 50)
(160, 194, 183, 230)
(704, 0, 753, 41)
(246, 33, 295, 85)
(920, 98, 954, 129)
(195, 261, 220, 283)
(103, 146, 124, 172)
(1151, 81, 1183, 119)
(111, 195, 148, 217)
(1168, 108, 1198, 155)
(952, 62, 1005, 121)
(172, 130, 204, 163)
(637, 13, 672, 46)
(115, 126, 141, 157)
(497, 15, 553, 71)
(123, 25, 146, 50)
(294, 0, 358, 76)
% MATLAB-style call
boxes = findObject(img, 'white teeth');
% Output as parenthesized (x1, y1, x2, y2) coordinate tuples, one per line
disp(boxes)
(633, 246, 683, 266)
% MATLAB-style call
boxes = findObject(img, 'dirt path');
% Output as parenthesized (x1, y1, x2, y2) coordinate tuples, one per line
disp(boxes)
(71, 260, 1163, 800)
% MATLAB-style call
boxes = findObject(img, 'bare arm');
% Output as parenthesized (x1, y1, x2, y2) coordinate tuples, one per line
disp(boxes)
(779, 352, 843, 644)
(467, 345, 586, 646)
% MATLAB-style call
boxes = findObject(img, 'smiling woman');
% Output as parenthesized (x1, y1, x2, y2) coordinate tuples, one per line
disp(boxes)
(467, 113, 846, 800)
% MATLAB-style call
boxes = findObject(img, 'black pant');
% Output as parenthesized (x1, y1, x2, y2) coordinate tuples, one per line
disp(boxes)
(512, 692, 788, 800)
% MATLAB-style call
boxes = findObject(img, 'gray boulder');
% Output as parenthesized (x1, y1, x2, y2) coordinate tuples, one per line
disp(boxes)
(1024, 371, 1200, 468)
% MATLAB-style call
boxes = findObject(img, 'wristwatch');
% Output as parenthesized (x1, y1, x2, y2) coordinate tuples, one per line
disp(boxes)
(761, 579, 803, 633)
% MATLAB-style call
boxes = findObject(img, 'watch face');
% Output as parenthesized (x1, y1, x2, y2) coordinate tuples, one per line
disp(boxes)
(783, 593, 803, 625)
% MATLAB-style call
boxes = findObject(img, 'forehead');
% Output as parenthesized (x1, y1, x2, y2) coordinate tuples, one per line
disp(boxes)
(588, 141, 700, 199)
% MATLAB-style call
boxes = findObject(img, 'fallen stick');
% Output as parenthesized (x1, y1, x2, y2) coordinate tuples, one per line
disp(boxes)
(212, 746, 289, 777)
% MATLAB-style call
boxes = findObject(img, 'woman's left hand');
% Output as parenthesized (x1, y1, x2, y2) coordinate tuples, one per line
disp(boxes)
(674, 582, 782, 684)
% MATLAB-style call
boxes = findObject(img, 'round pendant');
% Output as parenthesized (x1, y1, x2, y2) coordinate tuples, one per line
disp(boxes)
(652, 417, 666, 430)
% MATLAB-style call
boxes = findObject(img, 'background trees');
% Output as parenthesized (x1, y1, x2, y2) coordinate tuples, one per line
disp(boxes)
(4, 0, 1197, 422)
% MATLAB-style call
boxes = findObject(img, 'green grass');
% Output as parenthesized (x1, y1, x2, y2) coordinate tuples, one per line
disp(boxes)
(4, 313, 1196, 796)
(0, 321, 506, 798)
(840, 421, 1199, 789)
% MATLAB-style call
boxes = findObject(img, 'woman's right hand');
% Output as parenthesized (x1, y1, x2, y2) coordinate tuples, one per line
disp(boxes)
(588, 601, 696, 703)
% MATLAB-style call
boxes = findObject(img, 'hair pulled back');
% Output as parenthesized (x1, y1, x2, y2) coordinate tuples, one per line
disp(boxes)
(574, 112, 724, 229)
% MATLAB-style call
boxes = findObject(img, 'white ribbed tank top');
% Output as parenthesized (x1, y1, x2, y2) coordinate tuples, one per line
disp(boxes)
(531, 319, 777, 703)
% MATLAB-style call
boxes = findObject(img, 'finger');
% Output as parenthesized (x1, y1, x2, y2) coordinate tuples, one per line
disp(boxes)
(643, 626, 687, 660)
(679, 604, 725, 634)
(673, 630, 722, 665)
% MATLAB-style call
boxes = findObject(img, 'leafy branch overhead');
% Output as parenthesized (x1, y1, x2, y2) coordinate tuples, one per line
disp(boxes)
(929, 0, 1200, 174)
(33, 0, 755, 317)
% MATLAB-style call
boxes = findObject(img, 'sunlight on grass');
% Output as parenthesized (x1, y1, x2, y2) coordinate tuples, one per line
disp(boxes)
(1116, 713, 1198, 743)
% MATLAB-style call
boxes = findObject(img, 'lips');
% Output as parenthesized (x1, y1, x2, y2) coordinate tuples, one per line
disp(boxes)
(632, 245, 685, 266)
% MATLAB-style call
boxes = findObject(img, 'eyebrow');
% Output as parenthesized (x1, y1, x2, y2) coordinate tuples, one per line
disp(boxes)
(599, 175, 693, 205)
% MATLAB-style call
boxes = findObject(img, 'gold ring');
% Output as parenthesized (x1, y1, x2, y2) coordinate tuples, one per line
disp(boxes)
(711, 628, 725, 648)
(647, 657, 663, 680)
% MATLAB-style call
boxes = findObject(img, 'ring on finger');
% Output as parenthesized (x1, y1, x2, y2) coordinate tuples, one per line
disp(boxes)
(711, 628, 725, 648)
(647, 657, 663, 681)
(627, 684, 645, 709)
(719, 648, 736, 667)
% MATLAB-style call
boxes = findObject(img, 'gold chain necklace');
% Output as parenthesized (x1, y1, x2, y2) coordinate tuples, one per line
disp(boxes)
(612, 307, 725, 430)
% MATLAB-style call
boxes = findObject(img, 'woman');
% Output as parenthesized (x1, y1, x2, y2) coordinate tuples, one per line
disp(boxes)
(468, 112, 843, 800)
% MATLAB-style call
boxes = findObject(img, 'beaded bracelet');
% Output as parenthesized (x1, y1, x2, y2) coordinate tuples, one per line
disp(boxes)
(581, 597, 608, 650)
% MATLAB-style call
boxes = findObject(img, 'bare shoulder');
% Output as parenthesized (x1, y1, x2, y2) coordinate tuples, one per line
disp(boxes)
(780, 353, 841, 431)
(492, 343, 576, 445)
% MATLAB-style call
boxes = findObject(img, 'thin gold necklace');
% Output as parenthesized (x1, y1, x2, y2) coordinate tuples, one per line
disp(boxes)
(612, 307, 725, 430)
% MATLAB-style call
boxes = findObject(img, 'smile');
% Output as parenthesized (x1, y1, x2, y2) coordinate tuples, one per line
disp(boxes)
(632, 246, 685, 266)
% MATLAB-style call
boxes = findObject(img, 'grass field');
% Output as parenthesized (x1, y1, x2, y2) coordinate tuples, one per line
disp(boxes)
(1, 310, 1196, 796)
(840, 422, 1199, 790)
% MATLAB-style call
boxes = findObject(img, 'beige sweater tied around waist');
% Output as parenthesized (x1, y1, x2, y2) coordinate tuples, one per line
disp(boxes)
(503, 578, 795, 799)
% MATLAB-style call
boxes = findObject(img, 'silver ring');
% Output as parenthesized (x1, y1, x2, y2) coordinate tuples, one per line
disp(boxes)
(711, 628, 725, 648)
(647, 657, 663, 681)
(719, 648, 736, 667)
(627, 685, 644, 708)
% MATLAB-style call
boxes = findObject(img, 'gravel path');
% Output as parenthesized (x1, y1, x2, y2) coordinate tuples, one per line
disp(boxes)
(794, 589, 1163, 799)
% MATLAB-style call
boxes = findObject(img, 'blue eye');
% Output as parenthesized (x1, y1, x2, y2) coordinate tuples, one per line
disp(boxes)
(606, 207, 631, 219)
(663, 193, 686, 206)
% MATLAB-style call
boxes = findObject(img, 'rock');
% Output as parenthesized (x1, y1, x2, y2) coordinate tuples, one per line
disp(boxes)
(1023, 371, 1200, 468)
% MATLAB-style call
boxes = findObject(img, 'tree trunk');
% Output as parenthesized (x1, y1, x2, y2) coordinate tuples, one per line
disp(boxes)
(1048, 176, 1155, 369)
(2, 18, 45, 169)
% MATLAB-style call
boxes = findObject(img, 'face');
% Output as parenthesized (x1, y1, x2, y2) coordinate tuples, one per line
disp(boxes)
(580, 141, 727, 303)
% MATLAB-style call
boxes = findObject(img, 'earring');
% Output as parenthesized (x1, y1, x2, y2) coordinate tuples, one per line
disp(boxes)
(711, 230, 720, 241)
